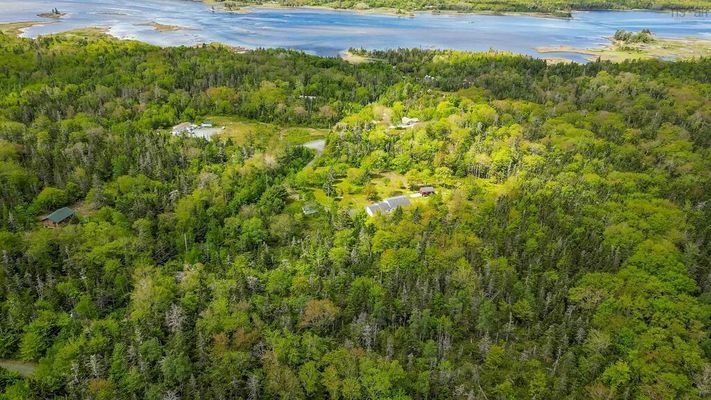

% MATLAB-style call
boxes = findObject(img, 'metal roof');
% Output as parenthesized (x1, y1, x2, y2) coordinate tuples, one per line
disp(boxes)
(45, 207, 74, 223)
(365, 202, 391, 215)
(385, 196, 411, 208)
(365, 205, 379, 214)
(365, 196, 412, 216)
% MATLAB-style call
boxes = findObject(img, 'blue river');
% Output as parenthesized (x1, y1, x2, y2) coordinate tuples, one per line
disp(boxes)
(1, 0, 709, 61)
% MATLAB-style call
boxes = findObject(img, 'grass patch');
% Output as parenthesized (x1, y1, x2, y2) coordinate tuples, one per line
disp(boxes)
(210, 116, 327, 147)
(340, 50, 378, 64)
(333, 170, 412, 208)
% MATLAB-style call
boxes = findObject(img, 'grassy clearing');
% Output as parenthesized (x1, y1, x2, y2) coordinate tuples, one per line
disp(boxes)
(308, 168, 441, 215)
(210, 116, 328, 147)
(209, 117, 272, 145)
(340, 50, 380, 64)
(331, 170, 411, 208)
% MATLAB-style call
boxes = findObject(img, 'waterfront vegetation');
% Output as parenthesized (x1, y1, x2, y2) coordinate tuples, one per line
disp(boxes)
(613, 29, 656, 44)
(0, 28, 710, 400)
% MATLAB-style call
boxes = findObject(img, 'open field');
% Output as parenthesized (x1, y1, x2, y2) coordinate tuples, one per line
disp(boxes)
(340, 50, 380, 64)
(210, 116, 328, 147)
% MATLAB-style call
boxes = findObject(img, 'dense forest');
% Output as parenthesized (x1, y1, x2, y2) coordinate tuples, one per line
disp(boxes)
(0, 28, 710, 400)
(208, 0, 711, 14)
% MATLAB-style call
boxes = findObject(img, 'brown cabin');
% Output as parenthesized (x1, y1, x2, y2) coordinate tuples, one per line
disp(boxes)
(41, 207, 75, 228)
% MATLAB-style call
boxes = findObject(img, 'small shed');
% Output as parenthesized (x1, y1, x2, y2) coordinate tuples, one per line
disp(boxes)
(419, 186, 435, 196)
(41, 207, 75, 228)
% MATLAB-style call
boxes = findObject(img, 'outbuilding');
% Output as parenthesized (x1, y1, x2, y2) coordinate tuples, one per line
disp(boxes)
(41, 207, 75, 228)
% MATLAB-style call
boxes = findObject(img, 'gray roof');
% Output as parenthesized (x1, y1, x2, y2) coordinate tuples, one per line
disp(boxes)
(365, 205, 378, 215)
(366, 196, 411, 216)
(385, 196, 411, 208)
(420, 186, 435, 193)
(365, 202, 391, 215)
(44, 207, 74, 223)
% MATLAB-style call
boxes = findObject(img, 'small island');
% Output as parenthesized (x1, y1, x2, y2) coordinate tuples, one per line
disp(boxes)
(37, 8, 66, 19)
(138, 22, 194, 32)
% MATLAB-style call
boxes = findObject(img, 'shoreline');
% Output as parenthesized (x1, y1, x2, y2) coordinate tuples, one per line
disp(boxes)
(0, 21, 51, 36)
(2, 6, 708, 64)
(204, 1, 695, 19)
(0, 22, 251, 53)
(211, 3, 574, 18)
(5, 20, 708, 65)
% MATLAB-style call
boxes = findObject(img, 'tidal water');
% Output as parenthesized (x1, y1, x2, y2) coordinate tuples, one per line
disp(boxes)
(1, 0, 709, 61)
